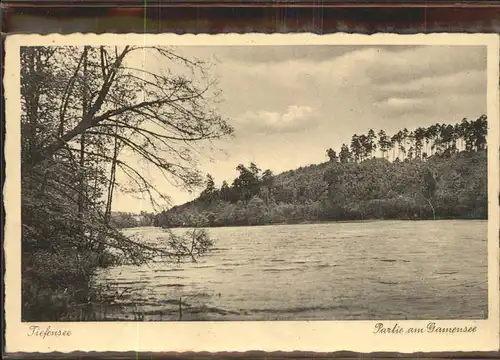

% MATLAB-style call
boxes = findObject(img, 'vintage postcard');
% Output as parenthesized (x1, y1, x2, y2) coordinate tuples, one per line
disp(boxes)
(4, 33, 500, 353)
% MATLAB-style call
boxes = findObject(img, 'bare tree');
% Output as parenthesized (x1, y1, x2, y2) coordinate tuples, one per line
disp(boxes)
(25, 46, 233, 205)
(21, 45, 234, 320)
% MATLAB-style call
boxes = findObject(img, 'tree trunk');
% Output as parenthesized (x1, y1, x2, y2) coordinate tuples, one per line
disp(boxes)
(97, 124, 120, 257)
(426, 198, 436, 220)
(104, 127, 120, 224)
(78, 46, 89, 237)
(25, 49, 41, 165)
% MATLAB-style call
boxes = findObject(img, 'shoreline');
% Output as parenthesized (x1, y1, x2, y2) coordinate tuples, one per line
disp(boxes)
(177, 218, 487, 230)
(118, 217, 487, 231)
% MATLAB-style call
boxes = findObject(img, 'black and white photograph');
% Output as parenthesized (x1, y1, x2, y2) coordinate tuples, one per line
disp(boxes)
(4, 33, 499, 353)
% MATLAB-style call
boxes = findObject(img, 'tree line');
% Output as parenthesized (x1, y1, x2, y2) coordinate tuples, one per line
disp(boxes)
(326, 115, 487, 164)
(109, 211, 156, 228)
(21, 46, 232, 320)
(155, 116, 488, 228)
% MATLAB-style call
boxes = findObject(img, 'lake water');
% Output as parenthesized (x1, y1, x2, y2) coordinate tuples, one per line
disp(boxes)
(95, 220, 488, 321)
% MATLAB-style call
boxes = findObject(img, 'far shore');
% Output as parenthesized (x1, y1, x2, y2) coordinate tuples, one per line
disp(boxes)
(121, 217, 487, 231)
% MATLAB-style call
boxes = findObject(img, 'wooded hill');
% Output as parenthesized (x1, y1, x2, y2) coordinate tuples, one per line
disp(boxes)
(155, 116, 488, 227)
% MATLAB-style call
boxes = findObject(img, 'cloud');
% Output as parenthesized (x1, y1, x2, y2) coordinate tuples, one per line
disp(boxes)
(372, 68, 486, 118)
(365, 45, 486, 85)
(380, 97, 429, 108)
(373, 97, 433, 117)
(212, 45, 486, 149)
(236, 105, 316, 133)
(373, 92, 485, 121)
(216, 45, 485, 116)
(216, 45, 361, 64)
(375, 69, 486, 99)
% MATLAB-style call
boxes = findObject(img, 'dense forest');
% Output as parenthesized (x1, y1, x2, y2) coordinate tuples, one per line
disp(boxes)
(109, 211, 156, 229)
(20, 46, 232, 320)
(155, 116, 488, 228)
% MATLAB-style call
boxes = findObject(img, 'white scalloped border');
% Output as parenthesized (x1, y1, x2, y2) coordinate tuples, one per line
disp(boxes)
(4, 32, 499, 354)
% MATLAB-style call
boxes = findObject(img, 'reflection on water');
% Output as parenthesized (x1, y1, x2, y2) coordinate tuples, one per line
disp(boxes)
(95, 220, 488, 321)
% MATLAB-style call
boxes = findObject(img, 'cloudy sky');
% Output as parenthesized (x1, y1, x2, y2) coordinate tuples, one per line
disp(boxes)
(112, 45, 487, 212)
